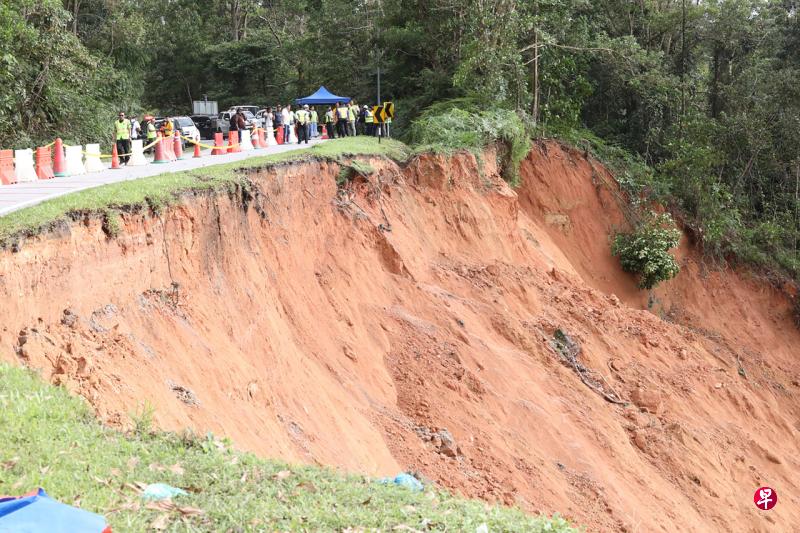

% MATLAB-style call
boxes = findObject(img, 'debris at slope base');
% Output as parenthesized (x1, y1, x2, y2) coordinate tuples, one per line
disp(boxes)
(1, 144, 798, 532)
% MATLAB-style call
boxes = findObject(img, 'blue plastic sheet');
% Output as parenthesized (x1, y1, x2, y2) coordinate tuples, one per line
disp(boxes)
(0, 488, 108, 532)
(141, 483, 187, 501)
(378, 473, 424, 492)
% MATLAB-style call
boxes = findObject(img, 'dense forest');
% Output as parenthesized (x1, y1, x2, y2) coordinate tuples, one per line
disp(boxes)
(1, 0, 799, 280)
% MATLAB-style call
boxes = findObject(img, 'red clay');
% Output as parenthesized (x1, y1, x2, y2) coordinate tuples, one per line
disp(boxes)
(1, 142, 798, 531)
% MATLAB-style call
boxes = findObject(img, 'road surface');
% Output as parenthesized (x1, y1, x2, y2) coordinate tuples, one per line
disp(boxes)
(0, 140, 322, 217)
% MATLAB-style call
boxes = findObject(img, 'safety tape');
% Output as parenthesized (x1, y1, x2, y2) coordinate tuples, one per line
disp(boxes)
(179, 135, 236, 150)
(63, 138, 168, 158)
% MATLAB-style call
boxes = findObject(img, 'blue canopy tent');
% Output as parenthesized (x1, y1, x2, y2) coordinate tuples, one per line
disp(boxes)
(295, 86, 351, 105)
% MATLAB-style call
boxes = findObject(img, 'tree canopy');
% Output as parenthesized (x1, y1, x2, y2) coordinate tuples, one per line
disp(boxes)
(2, 0, 799, 278)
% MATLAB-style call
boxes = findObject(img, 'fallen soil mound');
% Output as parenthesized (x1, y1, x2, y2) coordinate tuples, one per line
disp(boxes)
(1, 142, 797, 531)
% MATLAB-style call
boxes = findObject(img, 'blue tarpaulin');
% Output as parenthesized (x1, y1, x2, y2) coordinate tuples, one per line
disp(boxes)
(0, 489, 109, 532)
(295, 86, 351, 105)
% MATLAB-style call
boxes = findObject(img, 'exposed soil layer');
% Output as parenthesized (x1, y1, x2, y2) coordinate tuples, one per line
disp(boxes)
(2, 143, 798, 531)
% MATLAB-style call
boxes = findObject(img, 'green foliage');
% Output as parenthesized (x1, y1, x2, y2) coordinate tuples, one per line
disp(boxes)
(1, 0, 798, 281)
(612, 213, 681, 289)
(408, 98, 531, 185)
(0, 363, 578, 532)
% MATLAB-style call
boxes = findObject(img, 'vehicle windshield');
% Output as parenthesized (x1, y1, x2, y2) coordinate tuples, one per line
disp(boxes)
(174, 117, 194, 127)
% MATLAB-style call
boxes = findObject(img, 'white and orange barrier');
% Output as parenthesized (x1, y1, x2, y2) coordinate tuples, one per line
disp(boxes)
(128, 139, 148, 166)
(14, 149, 37, 183)
(35, 147, 55, 180)
(84, 144, 105, 173)
(240, 130, 254, 151)
(0, 150, 15, 185)
(65, 145, 85, 176)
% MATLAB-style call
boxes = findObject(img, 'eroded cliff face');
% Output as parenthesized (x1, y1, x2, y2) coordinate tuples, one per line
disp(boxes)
(2, 143, 797, 531)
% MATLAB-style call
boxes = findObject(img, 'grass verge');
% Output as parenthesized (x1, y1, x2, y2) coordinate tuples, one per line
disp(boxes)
(0, 137, 410, 247)
(0, 364, 577, 532)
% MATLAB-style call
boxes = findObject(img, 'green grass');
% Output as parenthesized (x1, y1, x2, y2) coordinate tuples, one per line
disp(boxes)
(0, 137, 411, 247)
(0, 364, 577, 532)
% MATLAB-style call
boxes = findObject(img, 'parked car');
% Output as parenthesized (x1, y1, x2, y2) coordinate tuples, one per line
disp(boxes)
(172, 116, 201, 145)
(228, 105, 260, 116)
(153, 116, 200, 147)
(189, 114, 214, 139)
(210, 110, 262, 138)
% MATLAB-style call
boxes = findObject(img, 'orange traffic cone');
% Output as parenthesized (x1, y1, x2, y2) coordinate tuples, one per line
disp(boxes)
(53, 138, 67, 177)
(173, 134, 183, 159)
(111, 143, 121, 169)
(193, 141, 202, 158)
(276, 127, 284, 145)
(153, 134, 169, 164)
(320, 125, 329, 140)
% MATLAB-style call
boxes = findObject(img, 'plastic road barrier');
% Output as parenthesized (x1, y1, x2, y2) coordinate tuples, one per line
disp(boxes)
(65, 145, 86, 176)
(14, 149, 38, 183)
(240, 130, 254, 151)
(128, 139, 148, 166)
(84, 144, 105, 173)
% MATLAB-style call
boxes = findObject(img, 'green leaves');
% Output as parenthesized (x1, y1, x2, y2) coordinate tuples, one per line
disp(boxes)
(408, 98, 531, 185)
(612, 213, 681, 290)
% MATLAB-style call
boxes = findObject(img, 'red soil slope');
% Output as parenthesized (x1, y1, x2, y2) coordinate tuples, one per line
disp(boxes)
(1, 142, 797, 531)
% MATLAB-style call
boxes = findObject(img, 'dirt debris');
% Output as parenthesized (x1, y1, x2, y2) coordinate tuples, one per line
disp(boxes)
(0, 144, 798, 531)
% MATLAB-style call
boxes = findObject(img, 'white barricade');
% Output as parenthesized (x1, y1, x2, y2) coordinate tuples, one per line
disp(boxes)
(240, 130, 254, 151)
(14, 149, 37, 183)
(266, 126, 277, 146)
(128, 139, 148, 166)
(65, 145, 85, 176)
(289, 125, 298, 144)
(84, 144, 105, 173)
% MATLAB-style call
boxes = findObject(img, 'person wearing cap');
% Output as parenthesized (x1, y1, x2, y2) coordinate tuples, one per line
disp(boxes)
(143, 115, 157, 153)
(114, 111, 132, 165)
(295, 104, 309, 144)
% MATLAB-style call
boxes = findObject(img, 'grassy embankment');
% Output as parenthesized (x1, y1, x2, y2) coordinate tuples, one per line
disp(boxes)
(0, 137, 410, 247)
(0, 364, 576, 531)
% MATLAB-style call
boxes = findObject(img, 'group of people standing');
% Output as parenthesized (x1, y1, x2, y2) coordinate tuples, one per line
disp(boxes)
(113, 112, 158, 164)
(259, 101, 390, 145)
(113, 98, 392, 165)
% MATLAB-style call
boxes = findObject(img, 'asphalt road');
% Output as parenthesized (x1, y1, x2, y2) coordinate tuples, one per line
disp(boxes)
(0, 139, 322, 217)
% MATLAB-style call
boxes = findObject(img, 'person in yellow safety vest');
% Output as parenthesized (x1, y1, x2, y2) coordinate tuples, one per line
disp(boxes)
(309, 107, 319, 138)
(114, 111, 132, 165)
(347, 102, 357, 136)
(295, 104, 310, 144)
(364, 105, 374, 136)
(324, 106, 335, 139)
(144, 116, 157, 154)
(336, 103, 349, 138)
(161, 117, 174, 139)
